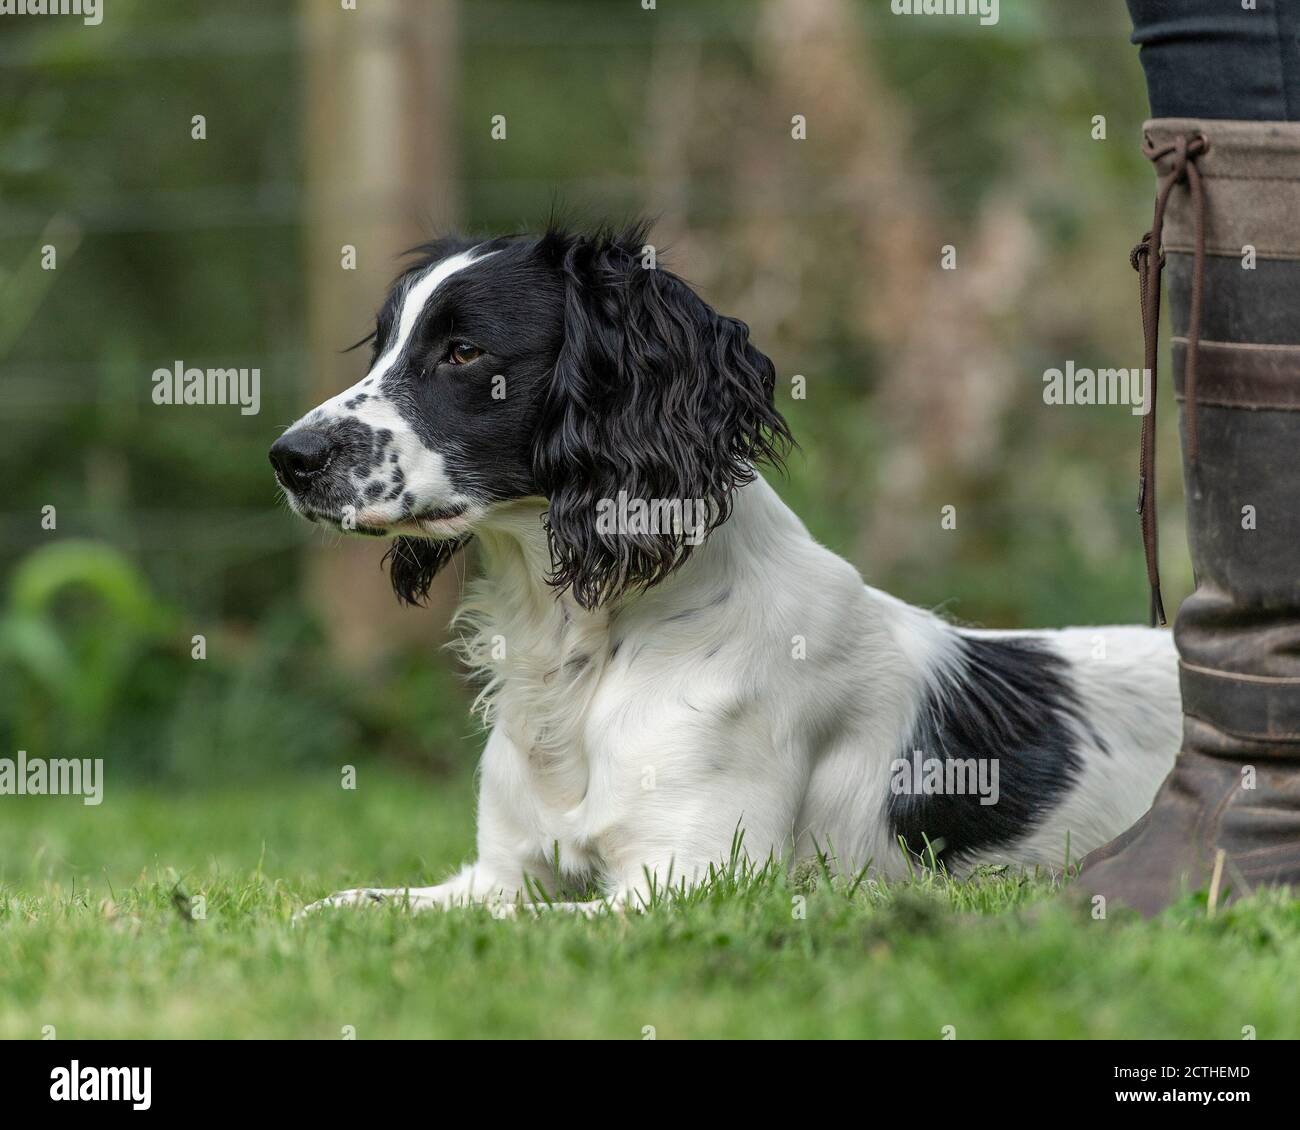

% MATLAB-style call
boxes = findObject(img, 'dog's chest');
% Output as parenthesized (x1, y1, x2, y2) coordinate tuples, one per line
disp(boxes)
(495, 632, 693, 876)
(486, 603, 621, 810)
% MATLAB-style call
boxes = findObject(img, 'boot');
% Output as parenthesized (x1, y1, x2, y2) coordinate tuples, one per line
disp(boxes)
(1078, 119, 1300, 916)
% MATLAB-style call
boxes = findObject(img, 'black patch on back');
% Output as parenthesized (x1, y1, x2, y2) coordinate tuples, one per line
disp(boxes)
(886, 634, 1092, 866)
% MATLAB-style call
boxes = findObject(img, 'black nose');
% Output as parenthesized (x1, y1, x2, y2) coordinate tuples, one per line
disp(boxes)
(269, 429, 332, 490)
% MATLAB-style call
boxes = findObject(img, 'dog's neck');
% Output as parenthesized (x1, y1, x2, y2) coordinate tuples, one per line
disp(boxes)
(452, 476, 803, 807)
(466, 473, 804, 641)
(454, 498, 613, 806)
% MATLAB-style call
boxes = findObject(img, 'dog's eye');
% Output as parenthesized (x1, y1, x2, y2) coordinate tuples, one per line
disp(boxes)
(448, 342, 483, 366)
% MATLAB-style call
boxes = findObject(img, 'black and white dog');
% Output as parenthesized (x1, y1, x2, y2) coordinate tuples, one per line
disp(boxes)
(272, 225, 1181, 913)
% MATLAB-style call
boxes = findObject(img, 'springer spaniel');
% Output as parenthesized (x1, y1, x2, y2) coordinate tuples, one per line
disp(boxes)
(271, 226, 1181, 914)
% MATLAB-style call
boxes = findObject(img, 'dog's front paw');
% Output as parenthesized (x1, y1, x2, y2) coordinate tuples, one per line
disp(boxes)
(294, 887, 413, 922)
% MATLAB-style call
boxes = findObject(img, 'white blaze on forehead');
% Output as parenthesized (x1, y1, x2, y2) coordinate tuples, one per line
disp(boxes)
(303, 245, 493, 423)
(297, 244, 491, 421)
(370, 246, 493, 384)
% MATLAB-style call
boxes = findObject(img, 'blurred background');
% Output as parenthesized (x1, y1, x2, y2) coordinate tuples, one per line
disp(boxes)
(0, 0, 1188, 791)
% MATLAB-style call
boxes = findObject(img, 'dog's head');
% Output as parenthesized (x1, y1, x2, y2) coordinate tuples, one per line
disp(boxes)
(271, 225, 792, 609)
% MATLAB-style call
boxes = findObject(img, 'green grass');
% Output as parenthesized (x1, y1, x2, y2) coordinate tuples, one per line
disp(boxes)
(1, 768, 1297, 1039)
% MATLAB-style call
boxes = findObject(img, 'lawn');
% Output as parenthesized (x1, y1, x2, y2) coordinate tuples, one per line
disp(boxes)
(1, 768, 1296, 1040)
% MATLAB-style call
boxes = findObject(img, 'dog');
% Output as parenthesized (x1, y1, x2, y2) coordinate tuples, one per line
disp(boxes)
(271, 224, 1181, 913)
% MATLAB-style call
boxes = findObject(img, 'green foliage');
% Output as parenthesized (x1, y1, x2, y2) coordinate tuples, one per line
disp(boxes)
(0, 542, 475, 785)
(0, 540, 175, 751)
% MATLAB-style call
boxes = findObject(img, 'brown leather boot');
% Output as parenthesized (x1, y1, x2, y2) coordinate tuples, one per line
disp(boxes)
(1077, 119, 1300, 916)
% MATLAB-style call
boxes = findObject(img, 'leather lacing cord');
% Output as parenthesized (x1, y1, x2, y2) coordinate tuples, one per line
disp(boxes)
(1130, 130, 1208, 627)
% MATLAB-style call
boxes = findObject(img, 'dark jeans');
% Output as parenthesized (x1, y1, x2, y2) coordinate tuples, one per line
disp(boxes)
(1128, 0, 1300, 120)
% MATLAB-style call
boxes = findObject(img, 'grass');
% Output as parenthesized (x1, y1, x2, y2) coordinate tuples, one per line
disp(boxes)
(1, 768, 1297, 1039)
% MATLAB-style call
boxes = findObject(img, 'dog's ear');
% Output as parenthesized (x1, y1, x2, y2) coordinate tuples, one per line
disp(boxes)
(533, 226, 792, 610)
(384, 535, 470, 606)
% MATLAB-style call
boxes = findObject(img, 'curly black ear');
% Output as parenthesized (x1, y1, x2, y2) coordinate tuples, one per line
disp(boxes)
(384, 535, 471, 606)
(533, 226, 792, 610)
